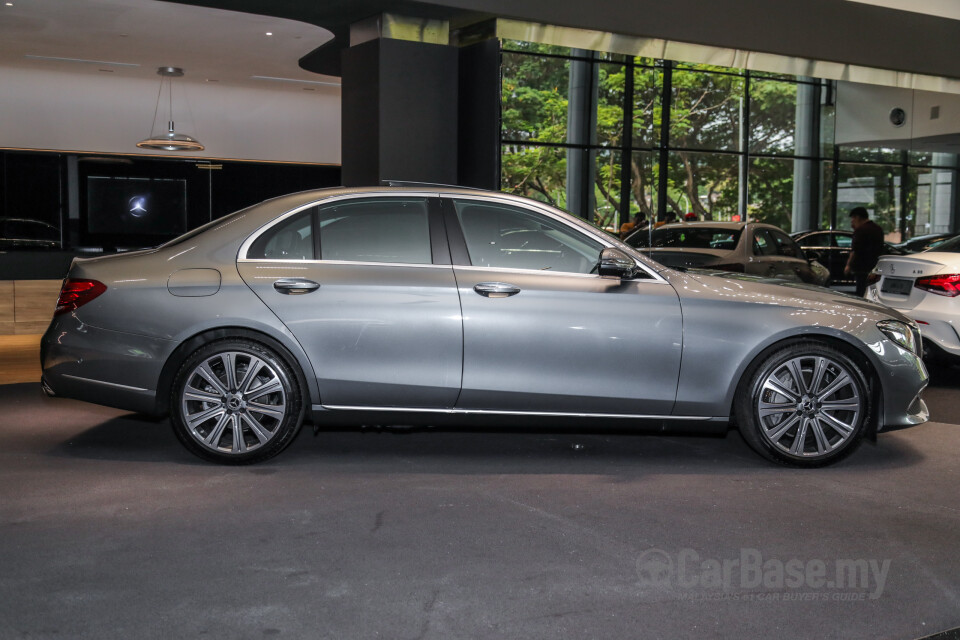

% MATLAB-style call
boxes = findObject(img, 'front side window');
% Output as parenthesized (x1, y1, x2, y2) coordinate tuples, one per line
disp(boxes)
(770, 229, 802, 258)
(753, 228, 777, 256)
(453, 200, 602, 273)
(318, 198, 431, 264)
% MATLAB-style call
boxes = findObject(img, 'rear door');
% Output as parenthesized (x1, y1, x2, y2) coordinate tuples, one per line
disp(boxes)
(238, 195, 463, 408)
(444, 196, 683, 416)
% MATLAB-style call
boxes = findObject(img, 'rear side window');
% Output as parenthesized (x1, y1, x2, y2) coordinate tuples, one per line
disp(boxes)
(247, 209, 314, 260)
(753, 229, 777, 256)
(318, 198, 431, 264)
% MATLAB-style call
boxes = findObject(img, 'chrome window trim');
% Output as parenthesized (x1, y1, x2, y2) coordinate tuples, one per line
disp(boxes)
(237, 191, 440, 261)
(316, 404, 715, 421)
(443, 192, 665, 281)
(453, 264, 671, 283)
(240, 259, 451, 270)
(237, 190, 665, 281)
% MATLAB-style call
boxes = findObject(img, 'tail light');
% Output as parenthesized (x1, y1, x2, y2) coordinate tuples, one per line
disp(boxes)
(54, 279, 107, 315)
(914, 274, 960, 297)
(712, 262, 746, 273)
(866, 272, 881, 286)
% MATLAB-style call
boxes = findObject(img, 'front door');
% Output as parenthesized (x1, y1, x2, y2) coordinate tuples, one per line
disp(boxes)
(445, 197, 683, 415)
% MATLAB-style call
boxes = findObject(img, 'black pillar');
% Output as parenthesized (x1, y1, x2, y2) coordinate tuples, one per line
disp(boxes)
(341, 38, 459, 187)
(458, 39, 501, 190)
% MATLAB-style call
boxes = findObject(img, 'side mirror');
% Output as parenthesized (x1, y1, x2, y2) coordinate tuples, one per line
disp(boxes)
(804, 249, 821, 262)
(598, 247, 638, 279)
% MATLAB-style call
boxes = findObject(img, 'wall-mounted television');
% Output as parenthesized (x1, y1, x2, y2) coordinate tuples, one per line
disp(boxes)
(85, 176, 187, 240)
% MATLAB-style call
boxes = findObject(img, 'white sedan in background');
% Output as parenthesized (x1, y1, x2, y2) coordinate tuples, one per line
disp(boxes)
(866, 235, 960, 363)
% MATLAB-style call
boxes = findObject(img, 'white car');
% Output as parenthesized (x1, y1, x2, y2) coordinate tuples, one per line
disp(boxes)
(866, 235, 960, 363)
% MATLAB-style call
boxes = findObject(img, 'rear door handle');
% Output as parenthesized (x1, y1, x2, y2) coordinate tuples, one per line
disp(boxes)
(273, 278, 320, 295)
(473, 282, 521, 298)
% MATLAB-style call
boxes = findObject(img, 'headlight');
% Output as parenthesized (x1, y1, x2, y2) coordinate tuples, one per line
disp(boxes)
(877, 319, 920, 355)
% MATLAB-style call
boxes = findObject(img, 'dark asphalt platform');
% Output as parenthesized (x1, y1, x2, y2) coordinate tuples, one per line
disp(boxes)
(1, 371, 959, 639)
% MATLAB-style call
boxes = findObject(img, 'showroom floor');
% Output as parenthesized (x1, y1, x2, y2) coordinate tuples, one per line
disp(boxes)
(1, 361, 959, 639)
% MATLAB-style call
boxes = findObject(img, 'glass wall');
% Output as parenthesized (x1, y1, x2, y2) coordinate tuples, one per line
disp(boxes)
(499, 41, 958, 240)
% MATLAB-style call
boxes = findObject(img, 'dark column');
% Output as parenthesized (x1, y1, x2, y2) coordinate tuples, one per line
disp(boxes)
(341, 38, 459, 187)
(566, 50, 598, 220)
(458, 39, 501, 190)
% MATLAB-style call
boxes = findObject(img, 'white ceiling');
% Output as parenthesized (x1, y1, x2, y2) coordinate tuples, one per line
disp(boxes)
(0, 0, 339, 90)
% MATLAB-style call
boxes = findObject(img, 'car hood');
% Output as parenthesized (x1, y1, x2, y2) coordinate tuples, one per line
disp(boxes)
(667, 268, 911, 322)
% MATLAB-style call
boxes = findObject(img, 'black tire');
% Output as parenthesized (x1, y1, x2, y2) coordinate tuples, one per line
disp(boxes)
(170, 338, 305, 464)
(735, 341, 870, 467)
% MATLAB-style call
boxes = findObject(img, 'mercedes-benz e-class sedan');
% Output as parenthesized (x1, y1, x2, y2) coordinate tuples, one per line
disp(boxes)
(41, 187, 929, 466)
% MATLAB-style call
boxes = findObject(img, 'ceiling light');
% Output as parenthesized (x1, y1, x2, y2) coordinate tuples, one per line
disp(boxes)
(136, 67, 204, 152)
(265, 32, 273, 36)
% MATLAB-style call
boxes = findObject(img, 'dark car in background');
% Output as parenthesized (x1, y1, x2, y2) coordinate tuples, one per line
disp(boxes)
(0, 218, 60, 250)
(894, 233, 959, 254)
(791, 229, 904, 287)
(625, 221, 830, 286)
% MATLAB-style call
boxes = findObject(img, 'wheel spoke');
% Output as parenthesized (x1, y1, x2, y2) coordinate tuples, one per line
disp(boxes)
(231, 415, 245, 453)
(248, 402, 285, 420)
(810, 418, 830, 455)
(759, 401, 796, 419)
(809, 357, 828, 396)
(247, 377, 283, 401)
(765, 413, 801, 444)
(238, 357, 264, 394)
(790, 419, 810, 455)
(187, 404, 225, 429)
(184, 386, 224, 403)
(786, 359, 808, 394)
(818, 410, 855, 436)
(222, 353, 238, 391)
(816, 372, 852, 401)
(240, 412, 271, 444)
(762, 377, 799, 403)
(203, 412, 230, 446)
(820, 400, 860, 413)
(196, 364, 228, 396)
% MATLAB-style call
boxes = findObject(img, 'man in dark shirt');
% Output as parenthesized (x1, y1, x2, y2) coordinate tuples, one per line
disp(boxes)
(844, 207, 884, 296)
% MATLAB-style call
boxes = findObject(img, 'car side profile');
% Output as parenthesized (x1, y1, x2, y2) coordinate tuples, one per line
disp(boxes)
(41, 187, 928, 467)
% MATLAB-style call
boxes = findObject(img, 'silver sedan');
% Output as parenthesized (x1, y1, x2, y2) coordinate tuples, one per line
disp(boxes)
(41, 187, 929, 466)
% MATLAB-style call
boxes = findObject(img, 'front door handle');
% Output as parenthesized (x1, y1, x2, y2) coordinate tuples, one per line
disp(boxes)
(473, 282, 521, 298)
(273, 278, 320, 295)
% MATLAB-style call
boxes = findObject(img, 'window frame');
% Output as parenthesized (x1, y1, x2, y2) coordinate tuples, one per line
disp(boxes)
(440, 194, 663, 280)
(239, 193, 451, 267)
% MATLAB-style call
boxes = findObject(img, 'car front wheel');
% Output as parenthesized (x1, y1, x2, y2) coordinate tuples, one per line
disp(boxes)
(170, 339, 305, 464)
(736, 342, 869, 467)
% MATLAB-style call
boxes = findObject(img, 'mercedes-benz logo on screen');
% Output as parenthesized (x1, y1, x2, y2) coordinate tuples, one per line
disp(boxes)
(128, 195, 148, 217)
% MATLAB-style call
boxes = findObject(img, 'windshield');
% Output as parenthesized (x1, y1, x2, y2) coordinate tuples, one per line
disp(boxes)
(626, 226, 742, 250)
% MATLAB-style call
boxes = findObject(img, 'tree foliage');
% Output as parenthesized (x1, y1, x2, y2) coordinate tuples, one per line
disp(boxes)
(500, 45, 807, 231)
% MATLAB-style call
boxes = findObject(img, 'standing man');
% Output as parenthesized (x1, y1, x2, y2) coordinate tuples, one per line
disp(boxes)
(844, 207, 884, 296)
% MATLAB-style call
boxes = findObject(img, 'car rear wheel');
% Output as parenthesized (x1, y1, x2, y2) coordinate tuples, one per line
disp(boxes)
(735, 342, 869, 467)
(170, 339, 305, 464)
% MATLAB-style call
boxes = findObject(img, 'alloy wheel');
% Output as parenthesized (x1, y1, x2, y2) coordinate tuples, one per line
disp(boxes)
(180, 351, 288, 455)
(755, 355, 862, 458)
